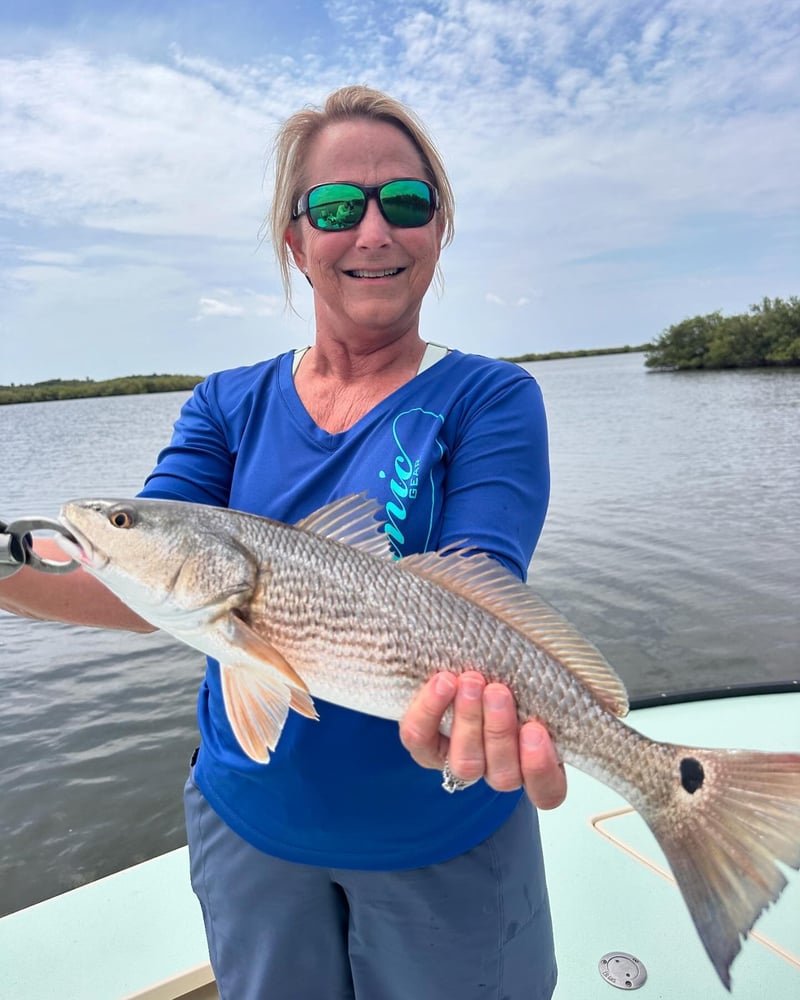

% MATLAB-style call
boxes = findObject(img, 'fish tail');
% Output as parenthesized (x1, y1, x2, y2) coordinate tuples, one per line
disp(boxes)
(642, 745, 800, 990)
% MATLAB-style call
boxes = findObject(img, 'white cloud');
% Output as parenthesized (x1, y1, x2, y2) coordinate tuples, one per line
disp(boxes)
(485, 292, 535, 308)
(195, 290, 282, 320)
(196, 297, 245, 318)
(0, 48, 274, 239)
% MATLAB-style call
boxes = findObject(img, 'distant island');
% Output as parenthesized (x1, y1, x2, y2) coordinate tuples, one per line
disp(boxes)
(503, 344, 649, 363)
(3, 296, 797, 404)
(0, 374, 204, 406)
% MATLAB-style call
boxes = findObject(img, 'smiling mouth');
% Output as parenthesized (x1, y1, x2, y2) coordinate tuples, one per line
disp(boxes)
(345, 268, 404, 279)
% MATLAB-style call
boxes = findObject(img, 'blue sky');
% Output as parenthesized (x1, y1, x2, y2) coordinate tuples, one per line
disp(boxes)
(2, 0, 799, 382)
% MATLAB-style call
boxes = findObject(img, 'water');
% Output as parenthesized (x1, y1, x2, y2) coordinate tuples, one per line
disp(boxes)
(530, 356, 799, 696)
(1, 393, 203, 916)
(1, 356, 798, 916)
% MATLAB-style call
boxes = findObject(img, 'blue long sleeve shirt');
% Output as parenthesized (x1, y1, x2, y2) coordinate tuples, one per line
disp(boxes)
(140, 348, 550, 869)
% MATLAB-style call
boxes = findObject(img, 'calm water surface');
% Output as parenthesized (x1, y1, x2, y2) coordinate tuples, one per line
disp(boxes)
(1, 354, 798, 915)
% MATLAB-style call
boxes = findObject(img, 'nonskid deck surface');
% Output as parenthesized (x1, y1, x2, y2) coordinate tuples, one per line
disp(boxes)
(0, 848, 216, 1000)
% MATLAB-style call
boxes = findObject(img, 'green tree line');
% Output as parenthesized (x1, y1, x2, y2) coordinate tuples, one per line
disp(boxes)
(645, 296, 800, 371)
(0, 374, 203, 406)
(504, 344, 649, 363)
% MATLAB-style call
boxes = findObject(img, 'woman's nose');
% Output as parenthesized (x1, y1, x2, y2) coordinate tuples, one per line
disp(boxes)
(355, 198, 392, 247)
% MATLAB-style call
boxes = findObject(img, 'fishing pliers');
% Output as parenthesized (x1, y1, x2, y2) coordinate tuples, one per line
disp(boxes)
(0, 516, 79, 578)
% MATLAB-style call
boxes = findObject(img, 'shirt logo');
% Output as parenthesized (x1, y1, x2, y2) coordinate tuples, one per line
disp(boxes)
(378, 408, 444, 557)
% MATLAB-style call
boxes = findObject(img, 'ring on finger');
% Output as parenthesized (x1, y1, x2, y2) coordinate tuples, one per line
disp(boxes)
(441, 758, 481, 794)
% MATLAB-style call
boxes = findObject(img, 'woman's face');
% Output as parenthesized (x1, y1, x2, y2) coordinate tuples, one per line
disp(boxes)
(286, 118, 444, 346)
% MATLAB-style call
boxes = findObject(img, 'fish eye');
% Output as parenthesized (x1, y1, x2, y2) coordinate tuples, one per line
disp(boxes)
(109, 508, 136, 529)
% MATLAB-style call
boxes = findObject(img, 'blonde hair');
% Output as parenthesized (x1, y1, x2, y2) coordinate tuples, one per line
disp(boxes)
(269, 85, 455, 308)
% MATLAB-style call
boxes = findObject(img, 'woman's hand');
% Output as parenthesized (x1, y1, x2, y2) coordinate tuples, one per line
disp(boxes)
(399, 670, 567, 809)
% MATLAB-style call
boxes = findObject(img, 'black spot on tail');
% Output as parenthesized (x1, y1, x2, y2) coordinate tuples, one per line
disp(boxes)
(680, 756, 705, 794)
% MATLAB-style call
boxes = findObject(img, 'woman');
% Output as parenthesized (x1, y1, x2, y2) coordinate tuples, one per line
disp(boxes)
(1, 86, 564, 999)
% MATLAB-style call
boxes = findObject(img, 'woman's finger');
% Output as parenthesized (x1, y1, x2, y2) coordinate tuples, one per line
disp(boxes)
(482, 684, 523, 792)
(398, 672, 457, 769)
(445, 671, 486, 783)
(519, 720, 567, 810)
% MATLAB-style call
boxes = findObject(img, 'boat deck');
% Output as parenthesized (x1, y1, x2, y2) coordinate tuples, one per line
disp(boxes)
(0, 847, 216, 999)
(1, 691, 797, 998)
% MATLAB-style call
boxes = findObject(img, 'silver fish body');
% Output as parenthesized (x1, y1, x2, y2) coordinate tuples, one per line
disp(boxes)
(56, 493, 800, 991)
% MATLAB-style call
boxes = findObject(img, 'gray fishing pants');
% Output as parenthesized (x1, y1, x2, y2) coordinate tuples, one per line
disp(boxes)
(184, 766, 557, 1000)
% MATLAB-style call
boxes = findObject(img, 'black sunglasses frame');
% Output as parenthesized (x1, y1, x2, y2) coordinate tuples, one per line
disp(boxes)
(292, 178, 440, 231)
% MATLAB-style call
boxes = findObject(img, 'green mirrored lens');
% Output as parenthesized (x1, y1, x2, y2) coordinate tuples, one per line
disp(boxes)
(379, 180, 433, 227)
(303, 180, 435, 231)
(307, 184, 366, 230)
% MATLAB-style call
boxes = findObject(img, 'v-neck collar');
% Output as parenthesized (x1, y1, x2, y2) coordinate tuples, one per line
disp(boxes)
(280, 345, 452, 449)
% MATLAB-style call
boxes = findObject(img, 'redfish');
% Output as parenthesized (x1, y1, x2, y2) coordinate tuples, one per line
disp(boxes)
(56, 493, 800, 990)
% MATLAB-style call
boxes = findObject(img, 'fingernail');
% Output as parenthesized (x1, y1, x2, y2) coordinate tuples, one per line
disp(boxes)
(484, 687, 510, 711)
(461, 677, 484, 700)
(522, 725, 545, 749)
(434, 674, 457, 697)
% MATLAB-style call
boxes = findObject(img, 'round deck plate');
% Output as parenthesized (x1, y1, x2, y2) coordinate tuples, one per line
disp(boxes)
(599, 951, 648, 990)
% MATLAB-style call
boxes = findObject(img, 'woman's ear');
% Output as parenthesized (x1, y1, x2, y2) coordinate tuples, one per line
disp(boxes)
(435, 213, 446, 249)
(285, 226, 305, 271)
(285, 227, 313, 287)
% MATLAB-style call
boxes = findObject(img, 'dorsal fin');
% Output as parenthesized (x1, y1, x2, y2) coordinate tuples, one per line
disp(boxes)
(399, 546, 629, 717)
(295, 493, 392, 559)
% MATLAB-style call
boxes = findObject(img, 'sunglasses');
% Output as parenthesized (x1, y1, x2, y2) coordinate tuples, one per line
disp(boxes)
(292, 178, 439, 232)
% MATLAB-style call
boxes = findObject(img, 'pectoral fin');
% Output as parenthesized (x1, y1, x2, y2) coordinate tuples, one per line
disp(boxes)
(229, 611, 311, 694)
(220, 664, 319, 764)
(221, 612, 319, 763)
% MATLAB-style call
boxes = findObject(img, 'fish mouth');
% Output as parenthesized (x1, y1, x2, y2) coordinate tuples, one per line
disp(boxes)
(56, 514, 108, 571)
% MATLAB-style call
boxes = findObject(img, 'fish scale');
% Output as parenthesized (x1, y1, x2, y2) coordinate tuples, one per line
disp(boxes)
(56, 492, 800, 991)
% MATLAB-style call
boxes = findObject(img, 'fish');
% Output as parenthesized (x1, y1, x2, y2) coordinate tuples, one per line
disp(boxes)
(55, 493, 800, 991)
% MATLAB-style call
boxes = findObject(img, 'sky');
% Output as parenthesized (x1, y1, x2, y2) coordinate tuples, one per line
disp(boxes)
(1, 0, 799, 383)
